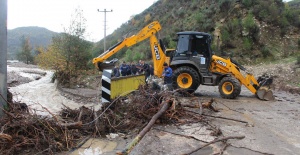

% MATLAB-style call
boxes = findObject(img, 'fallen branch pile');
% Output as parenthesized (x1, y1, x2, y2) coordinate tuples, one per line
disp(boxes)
(0, 85, 218, 154)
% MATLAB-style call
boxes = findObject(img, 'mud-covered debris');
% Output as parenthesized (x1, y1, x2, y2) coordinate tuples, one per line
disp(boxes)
(0, 83, 217, 154)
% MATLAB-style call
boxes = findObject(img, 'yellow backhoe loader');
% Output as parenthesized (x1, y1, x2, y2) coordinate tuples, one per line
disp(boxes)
(93, 21, 274, 101)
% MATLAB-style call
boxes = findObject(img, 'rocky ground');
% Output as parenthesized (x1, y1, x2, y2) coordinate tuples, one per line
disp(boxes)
(246, 61, 300, 94)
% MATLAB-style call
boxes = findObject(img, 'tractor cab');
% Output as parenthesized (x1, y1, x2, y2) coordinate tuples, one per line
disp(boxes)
(171, 31, 213, 73)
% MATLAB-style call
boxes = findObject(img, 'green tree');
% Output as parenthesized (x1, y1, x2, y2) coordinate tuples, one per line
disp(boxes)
(17, 36, 33, 64)
(242, 0, 256, 8)
(125, 49, 133, 62)
(35, 8, 92, 86)
(243, 13, 260, 42)
(221, 28, 230, 45)
(61, 8, 92, 71)
(243, 38, 252, 51)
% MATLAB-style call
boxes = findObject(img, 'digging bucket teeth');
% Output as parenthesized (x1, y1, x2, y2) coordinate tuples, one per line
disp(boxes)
(256, 75, 275, 101)
(97, 58, 118, 72)
(256, 86, 275, 101)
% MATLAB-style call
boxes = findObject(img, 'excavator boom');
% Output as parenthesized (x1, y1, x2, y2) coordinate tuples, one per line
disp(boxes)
(92, 21, 167, 76)
(92, 21, 171, 102)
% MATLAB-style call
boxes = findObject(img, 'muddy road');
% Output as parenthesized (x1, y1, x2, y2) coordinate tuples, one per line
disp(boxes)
(130, 86, 300, 155)
(68, 86, 300, 155)
(198, 86, 300, 155)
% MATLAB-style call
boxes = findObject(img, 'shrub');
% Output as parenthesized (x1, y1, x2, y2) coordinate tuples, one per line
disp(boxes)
(133, 52, 142, 61)
(177, 9, 185, 18)
(191, 0, 199, 10)
(243, 13, 260, 42)
(298, 38, 300, 50)
(125, 49, 133, 62)
(243, 13, 256, 31)
(225, 18, 242, 35)
(242, 0, 257, 8)
(202, 19, 216, 32)
(297, 55, 300, 65)
(221, 28, 230, 45)
(203, 5, 215, 18)
(196, 12, 204, 24)
(243, 38, 252, 51)
(261, 46, 271, 58)
(284, 8, 300, 27)
(218, 0, 233, 14)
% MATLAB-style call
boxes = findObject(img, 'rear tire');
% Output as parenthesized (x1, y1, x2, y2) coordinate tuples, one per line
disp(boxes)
(218, 76, 241, 99)
(172, 66, 200, 93)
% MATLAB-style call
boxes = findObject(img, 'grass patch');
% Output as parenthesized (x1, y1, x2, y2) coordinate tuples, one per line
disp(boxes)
(270, 56, 297, 64)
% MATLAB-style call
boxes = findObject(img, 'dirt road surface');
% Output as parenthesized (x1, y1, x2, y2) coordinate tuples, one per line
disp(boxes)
(129, 86, 300, 155)
(70, 85, 300, 155)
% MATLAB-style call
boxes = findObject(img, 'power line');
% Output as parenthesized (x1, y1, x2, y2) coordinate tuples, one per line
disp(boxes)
(97, 9, 113, 53)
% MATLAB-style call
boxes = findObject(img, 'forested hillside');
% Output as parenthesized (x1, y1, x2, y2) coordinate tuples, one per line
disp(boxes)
(7, 27, 57, 59)
(91, 0, 300, 64)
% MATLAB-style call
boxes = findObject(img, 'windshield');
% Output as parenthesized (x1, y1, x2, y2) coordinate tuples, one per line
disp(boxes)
(176, 35, 189, 54)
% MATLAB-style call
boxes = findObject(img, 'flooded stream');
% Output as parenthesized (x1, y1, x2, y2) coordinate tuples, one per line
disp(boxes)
(7, 64, 125, 155)
(8, 65, 101, 115)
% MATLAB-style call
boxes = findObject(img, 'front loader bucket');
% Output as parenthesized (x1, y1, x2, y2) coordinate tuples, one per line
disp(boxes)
(256, 75, 275, 101)
(256, 86, 275, 101)
(97, 58, 118, 71)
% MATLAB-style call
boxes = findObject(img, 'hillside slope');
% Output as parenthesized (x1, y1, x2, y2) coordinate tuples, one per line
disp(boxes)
(8, 26, 58, 59)
(91, 0, 300, 64)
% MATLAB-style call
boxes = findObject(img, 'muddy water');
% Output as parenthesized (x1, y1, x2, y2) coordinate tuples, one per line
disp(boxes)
(69, 138, 117, 155)
(8, 66, 101, 115)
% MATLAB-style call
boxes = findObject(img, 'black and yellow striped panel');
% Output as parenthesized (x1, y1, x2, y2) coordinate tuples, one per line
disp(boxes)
(101, 70, 146, 103)
(101, 70, 112, 103)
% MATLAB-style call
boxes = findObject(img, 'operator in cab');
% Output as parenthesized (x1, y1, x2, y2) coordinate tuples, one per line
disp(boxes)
(162, 62, 172, 84)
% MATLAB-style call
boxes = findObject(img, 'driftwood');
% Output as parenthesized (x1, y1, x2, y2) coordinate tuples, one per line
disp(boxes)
(183, 98, 218, 112)
(202, 114, 248, 124)
(183, 136, 245, 155)
(0, 133, 12, 142)
(116, 99, 173, 155)
(186, 109, 248, 124)
(57, 121, 82, 129)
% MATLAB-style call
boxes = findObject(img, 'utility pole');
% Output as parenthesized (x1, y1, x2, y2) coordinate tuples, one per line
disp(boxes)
(0, 0, 7, 117)
(97, 9, 113, 53)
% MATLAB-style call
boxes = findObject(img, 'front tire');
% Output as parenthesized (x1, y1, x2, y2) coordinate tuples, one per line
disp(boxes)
(172, 66, 200, 93)
(218, 76, 241, 99)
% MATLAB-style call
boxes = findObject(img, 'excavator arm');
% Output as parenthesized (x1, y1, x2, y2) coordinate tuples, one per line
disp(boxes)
(92, 21, 167, 76)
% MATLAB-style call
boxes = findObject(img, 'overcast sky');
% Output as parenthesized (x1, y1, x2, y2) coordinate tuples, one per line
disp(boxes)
(8, 0, 157, 42)
(8, 0, 292, 42)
